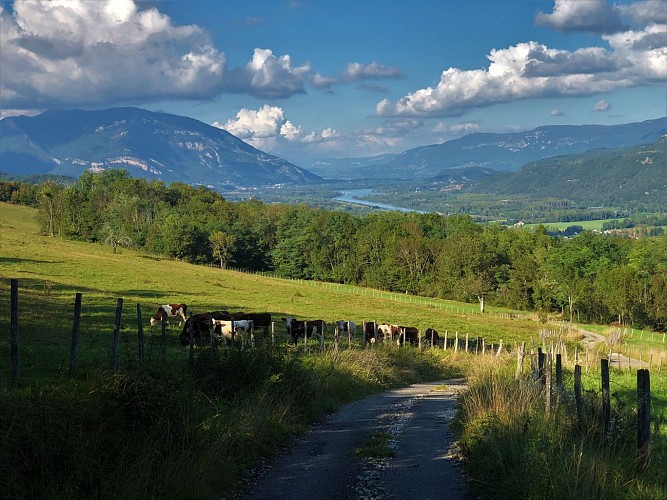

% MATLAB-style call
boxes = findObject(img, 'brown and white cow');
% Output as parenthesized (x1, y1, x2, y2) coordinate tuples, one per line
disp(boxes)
(150, 303, 187, 327)
(377, 323, 401, 342)
(179, 312, 213, 345)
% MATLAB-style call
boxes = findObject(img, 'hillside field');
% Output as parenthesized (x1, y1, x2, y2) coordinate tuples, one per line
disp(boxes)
(0, 202, 664, 498)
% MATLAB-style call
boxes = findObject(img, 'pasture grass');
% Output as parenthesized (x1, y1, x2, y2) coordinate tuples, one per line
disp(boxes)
(458, 356, 666, 499)
(2, 202, 665, 498)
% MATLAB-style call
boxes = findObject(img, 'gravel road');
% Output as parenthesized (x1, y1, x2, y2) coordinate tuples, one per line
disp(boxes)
(238, 379, 468, 500)
(576, 328, 648, 369)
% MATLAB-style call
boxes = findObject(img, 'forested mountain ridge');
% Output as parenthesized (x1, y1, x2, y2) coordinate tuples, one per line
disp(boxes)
(313, 118, 667, 179)
(0, 107, 321, 187)
(469, 134, 667, 206)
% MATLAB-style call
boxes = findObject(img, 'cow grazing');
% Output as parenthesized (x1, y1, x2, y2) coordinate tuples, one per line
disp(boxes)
(179, 313, 213, 345)
(334, 320, 357, 339)
(212, 319, 254, 346)
(150, 303, 187, 327)
(396, 326, 419, 346)
(378, 323, 402, 342)
(422, 328, 440, 347)
(282, 316, 326, 344)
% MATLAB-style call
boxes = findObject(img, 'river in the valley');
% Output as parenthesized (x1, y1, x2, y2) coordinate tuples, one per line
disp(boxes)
(334, 188, 429, 214)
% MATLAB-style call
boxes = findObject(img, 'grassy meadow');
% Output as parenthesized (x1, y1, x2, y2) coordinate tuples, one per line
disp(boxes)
(1, 202, 665, 498)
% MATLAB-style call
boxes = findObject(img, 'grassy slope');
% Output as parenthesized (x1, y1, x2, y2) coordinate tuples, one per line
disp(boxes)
(2, 202, 664, 498)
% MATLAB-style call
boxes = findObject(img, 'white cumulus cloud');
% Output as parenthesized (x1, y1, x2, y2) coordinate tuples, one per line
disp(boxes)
(535, 0, 627, 34)
(223, 48, 311, 98)
(213, 105, 338, 151)
(377, 17, 666, 118)
(593, 99, 611, 111)
(0, 0, 226, 109)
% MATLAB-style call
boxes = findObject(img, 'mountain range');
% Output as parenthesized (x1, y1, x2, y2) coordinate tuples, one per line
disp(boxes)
(312, 118, 667, 180)
(0, 107, 321, 188)
(1, 107, 665, 192)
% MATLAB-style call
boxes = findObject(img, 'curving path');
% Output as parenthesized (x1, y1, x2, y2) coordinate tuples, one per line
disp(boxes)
(576, 328, 648, 369)
(238, 379, 468, 500)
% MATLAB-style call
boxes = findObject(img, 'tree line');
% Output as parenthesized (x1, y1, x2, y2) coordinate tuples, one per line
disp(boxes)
(2, 170, 666, 330)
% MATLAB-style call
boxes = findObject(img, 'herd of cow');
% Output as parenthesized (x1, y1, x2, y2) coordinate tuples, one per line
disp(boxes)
(149, 304, 442, 348)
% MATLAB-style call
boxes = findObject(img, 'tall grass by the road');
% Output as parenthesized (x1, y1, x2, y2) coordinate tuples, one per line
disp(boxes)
(0, 345, 466, 498)
(457, 356, 666, 499)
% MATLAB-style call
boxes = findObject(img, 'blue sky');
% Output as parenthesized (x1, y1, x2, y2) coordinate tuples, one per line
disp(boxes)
(1, 0, 665, 166)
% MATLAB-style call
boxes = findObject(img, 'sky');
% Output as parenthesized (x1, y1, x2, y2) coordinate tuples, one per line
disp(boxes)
(0, 0, 666, 167)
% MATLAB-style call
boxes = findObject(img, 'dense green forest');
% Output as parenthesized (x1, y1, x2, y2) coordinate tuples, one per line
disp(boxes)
(2, 169, 666, 330)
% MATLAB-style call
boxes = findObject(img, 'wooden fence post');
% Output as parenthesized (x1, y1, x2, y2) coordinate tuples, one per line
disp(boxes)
(574, 364, 584, 428)
(110, 298, 123, 371)
(347, 321, 351, 349)
(465, 332, 469, 353)
(556, 353, 563, 393)
(637, 369, 651, 454)
(10, 278, 19, 388)
(538, 348, 545, 385)
(443, 330, 448, 351)
(496, 339, 503, 357)
(601, 358, 611, 437)
(454, 332, 459, 353)
(271, 322, 275, 346)
(515, 341, 525, 381)
(69, 292, 82, 375)
(545, 351, 552, 416)
(188, 316, 195, 366)
(136, 303, 144, 363)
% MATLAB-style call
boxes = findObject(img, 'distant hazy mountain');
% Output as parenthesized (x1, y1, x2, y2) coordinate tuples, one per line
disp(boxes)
(314, 118, 667, 179)
(0, 107, 321, 187)
(469, 133, 667, 206)
(308, 153, 398, 178)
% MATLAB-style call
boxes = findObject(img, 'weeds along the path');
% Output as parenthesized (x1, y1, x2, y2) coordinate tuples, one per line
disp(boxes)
(0, 345, 466, 499)
(456, 355, 666, 499)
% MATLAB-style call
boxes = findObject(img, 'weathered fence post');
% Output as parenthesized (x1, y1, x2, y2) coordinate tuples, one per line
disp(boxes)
(574, 364, 583, 427)
(601, 358, 611, 437)
(69, 292, 82, 375)
(465, 332, 469, 353)
(545, 350, 552, 416)
(271, 322, 275, 346)
(443, 330, 448, 351)
(496, 339, 503, 357)
(136, 303, 144, 363)
(454, 332, 459, 353)
(637, 369, 651, 454)
(556, 353, 563, 393)
(538, 348, 545, 385)
(515, 341, 525, 380)
(347, 321, 351, 349)
(110, 298, 123, 371)
(10, 278, 19, 388)
(334, 323, 340, 351)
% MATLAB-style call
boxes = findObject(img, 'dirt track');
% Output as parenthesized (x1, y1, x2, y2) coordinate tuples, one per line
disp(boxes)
(239, 379, 468, 500)
(576, 328, 648, 369)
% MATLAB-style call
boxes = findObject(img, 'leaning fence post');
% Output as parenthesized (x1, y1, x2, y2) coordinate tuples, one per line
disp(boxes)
(136, 303, 144, 363)
(110, 298, 123, 371)
(10, 278, 19, 388)
(496, 339, 503, 357)
(601, 358, 611, 437)
(69, 292, 82, 375)
(637, 369, 651, 454)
